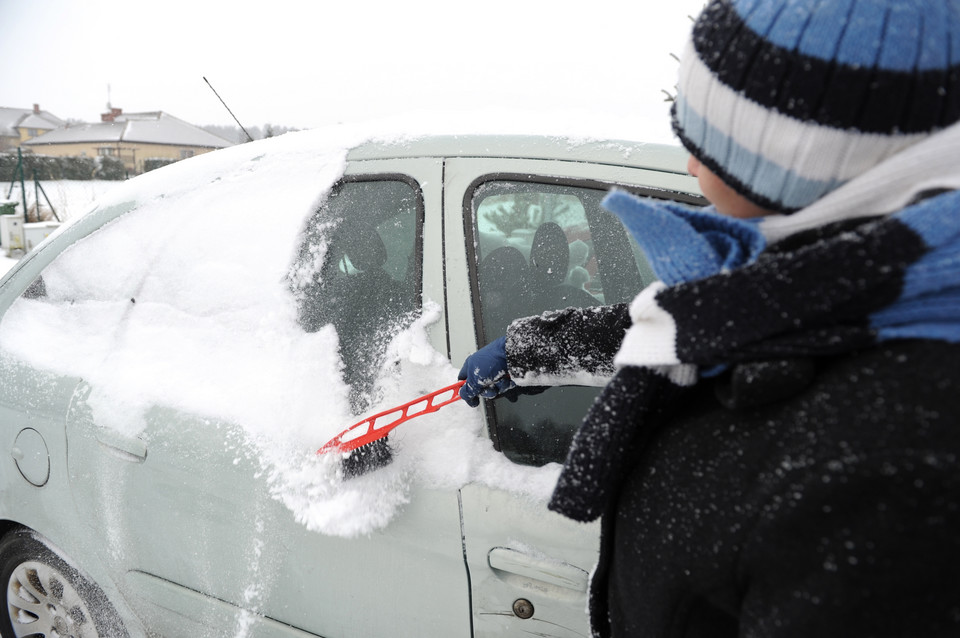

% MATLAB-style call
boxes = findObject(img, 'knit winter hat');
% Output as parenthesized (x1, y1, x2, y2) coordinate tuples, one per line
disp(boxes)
(672, 0, 960, 214)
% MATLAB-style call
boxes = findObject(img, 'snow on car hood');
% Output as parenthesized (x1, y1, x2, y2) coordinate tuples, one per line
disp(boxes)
(0, 123, 561, 537)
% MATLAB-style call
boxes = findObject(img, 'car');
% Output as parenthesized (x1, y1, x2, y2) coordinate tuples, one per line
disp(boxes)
(0, 127, 702, 638)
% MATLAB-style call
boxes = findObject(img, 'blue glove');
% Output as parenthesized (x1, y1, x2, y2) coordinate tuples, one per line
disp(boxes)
(457, 336, 516, 407)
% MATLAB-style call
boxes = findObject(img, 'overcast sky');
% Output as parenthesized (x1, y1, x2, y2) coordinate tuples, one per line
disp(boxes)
(1, 0, 705, 143)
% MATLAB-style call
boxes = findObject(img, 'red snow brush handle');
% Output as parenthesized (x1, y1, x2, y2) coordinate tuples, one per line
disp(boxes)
(317, 381, 465, 455)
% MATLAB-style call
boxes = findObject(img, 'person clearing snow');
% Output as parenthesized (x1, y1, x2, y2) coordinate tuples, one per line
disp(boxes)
(458, 0, 960, 635)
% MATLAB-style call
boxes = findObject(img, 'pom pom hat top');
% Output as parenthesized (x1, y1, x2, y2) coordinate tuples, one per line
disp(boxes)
(672, 0, 960, 213)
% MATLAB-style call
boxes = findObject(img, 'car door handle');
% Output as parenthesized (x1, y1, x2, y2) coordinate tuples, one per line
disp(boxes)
(93, 426, 147, 462)
(487, 547, 589, 592)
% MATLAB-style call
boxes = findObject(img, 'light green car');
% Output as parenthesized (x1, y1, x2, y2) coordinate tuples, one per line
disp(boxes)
(0, 130, 701, 638)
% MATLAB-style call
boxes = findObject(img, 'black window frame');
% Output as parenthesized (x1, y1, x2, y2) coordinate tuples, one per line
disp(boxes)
(462, 172, 704, 457)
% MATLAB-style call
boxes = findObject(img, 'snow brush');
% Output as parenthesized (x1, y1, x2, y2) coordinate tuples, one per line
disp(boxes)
(317, 380, 465, 459)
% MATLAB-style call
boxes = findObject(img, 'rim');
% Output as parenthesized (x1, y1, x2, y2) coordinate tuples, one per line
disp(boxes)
(6, 560, 101, 638)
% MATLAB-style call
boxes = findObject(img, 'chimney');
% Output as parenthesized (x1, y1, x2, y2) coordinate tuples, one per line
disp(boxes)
(101, 107, 122, 122)
(33, 104, 40, 113)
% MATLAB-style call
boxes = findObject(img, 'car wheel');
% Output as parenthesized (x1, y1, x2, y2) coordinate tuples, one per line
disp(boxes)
(0, 530, 127, 638)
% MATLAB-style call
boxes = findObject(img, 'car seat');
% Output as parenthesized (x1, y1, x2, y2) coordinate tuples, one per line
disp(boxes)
(529, 222, 599, 311)
(335, 219, 388, 274)
(478, 246, 535, 338)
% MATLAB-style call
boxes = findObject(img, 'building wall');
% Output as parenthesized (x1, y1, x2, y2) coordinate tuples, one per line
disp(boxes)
(17, 126, 54, 144)
(23, 141, 219, 174)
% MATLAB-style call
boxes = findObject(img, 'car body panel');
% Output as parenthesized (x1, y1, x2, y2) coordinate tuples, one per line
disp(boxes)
(0, 200, 152, 636)
(0, 132, 701, 637)
(123, 570, 321, 637)
(66, 392, 472, 638)
(442, 155, 698, 637)
(57, 155, 472, 638)
(459, 484, 597, 637)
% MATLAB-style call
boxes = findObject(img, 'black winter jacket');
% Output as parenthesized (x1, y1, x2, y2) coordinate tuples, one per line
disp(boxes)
(506, 185, 960, 638)
(608, 339, 960, 637)
(508, 302, 960, 636)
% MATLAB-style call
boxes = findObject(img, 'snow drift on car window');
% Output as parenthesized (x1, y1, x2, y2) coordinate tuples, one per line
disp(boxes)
(0, 124, 562, 537)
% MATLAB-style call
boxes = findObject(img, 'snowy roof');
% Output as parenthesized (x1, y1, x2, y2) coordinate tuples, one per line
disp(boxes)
(23, 111, 233, 149)
(0, 107, 64, 137)
(25, 121, 126, 144)
(116, 111, 234, 147)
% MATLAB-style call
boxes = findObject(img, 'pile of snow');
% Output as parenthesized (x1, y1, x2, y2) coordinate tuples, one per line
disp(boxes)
(4, 179, 119, 223)
(0, 180, 118, 273)
(0, 118, 583, 537)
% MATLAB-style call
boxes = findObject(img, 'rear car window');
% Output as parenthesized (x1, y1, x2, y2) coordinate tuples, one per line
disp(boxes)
(291, 178, 423, 414)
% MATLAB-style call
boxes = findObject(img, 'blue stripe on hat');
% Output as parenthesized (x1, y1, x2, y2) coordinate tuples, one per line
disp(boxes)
(797, 0, 855, 62)
(834, 0, 888, 69)
(920, 2, 952, 69)
(674, 92, 842, 210)
(879, 4, 923, 71)
(730, 0, 957, 71)
(692, 0, 960, 132)
(733, 0, 784, 38)
(765, 0, 816, 52)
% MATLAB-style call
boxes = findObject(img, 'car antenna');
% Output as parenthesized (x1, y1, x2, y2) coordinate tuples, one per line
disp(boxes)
(203, 76, 255, 143)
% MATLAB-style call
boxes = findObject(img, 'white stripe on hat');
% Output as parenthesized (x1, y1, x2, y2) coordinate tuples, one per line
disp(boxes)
(759, 120, 960, 242)
(676, 40, 927, 209)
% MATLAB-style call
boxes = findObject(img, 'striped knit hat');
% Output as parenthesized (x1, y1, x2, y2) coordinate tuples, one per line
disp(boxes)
(672, 0, 960, 214)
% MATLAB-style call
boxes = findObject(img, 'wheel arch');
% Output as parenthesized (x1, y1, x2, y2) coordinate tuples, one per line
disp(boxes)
(0, 520, 22, 539)
(0, 521, 143, 637)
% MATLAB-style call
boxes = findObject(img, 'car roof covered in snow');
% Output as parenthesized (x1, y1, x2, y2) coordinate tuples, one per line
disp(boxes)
(40, 127, 691, 241)
(346, 134, 689, 174)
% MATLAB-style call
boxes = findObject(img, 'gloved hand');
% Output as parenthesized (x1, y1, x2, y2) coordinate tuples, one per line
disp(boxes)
(457, 336, 515, 407)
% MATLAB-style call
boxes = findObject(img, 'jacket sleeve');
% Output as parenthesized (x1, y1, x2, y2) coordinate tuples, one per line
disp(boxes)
(505, 303, 630, 387)
(739, 450, 960, 636)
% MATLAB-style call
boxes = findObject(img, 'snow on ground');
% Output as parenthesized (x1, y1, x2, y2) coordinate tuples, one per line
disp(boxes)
(0, 116, 600, 536)
(4, 178, 118, 224)
(16, 179, 117, 220)
(1, 179, 119, 273)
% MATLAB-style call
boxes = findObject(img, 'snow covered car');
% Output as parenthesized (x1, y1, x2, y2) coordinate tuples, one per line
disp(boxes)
(0, 128, 701, 638)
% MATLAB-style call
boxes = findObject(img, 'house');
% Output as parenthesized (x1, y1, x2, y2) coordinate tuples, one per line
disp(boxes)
(22, 107, 234, 175)
(0, 105, 65, 151)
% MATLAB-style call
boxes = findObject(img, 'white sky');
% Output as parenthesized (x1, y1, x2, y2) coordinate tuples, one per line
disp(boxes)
(0, 0, 705, 143)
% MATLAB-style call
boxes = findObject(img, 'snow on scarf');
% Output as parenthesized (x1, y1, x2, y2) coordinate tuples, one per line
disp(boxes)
(548, 122, 960, 523)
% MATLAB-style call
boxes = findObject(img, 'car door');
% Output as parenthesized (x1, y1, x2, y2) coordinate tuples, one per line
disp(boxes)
(443, 155, 701, 637)
(57, 155, 476, 638)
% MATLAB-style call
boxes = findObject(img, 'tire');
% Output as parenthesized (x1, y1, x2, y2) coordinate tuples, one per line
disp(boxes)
(0, 530, 127, 638)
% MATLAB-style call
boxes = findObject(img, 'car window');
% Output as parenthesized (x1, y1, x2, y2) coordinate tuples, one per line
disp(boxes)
(468, 179, 658, 467)
(291, 177, 422, 414)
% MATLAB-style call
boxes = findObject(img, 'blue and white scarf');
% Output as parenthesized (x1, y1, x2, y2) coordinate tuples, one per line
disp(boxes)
(549, 121, 960, 523)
